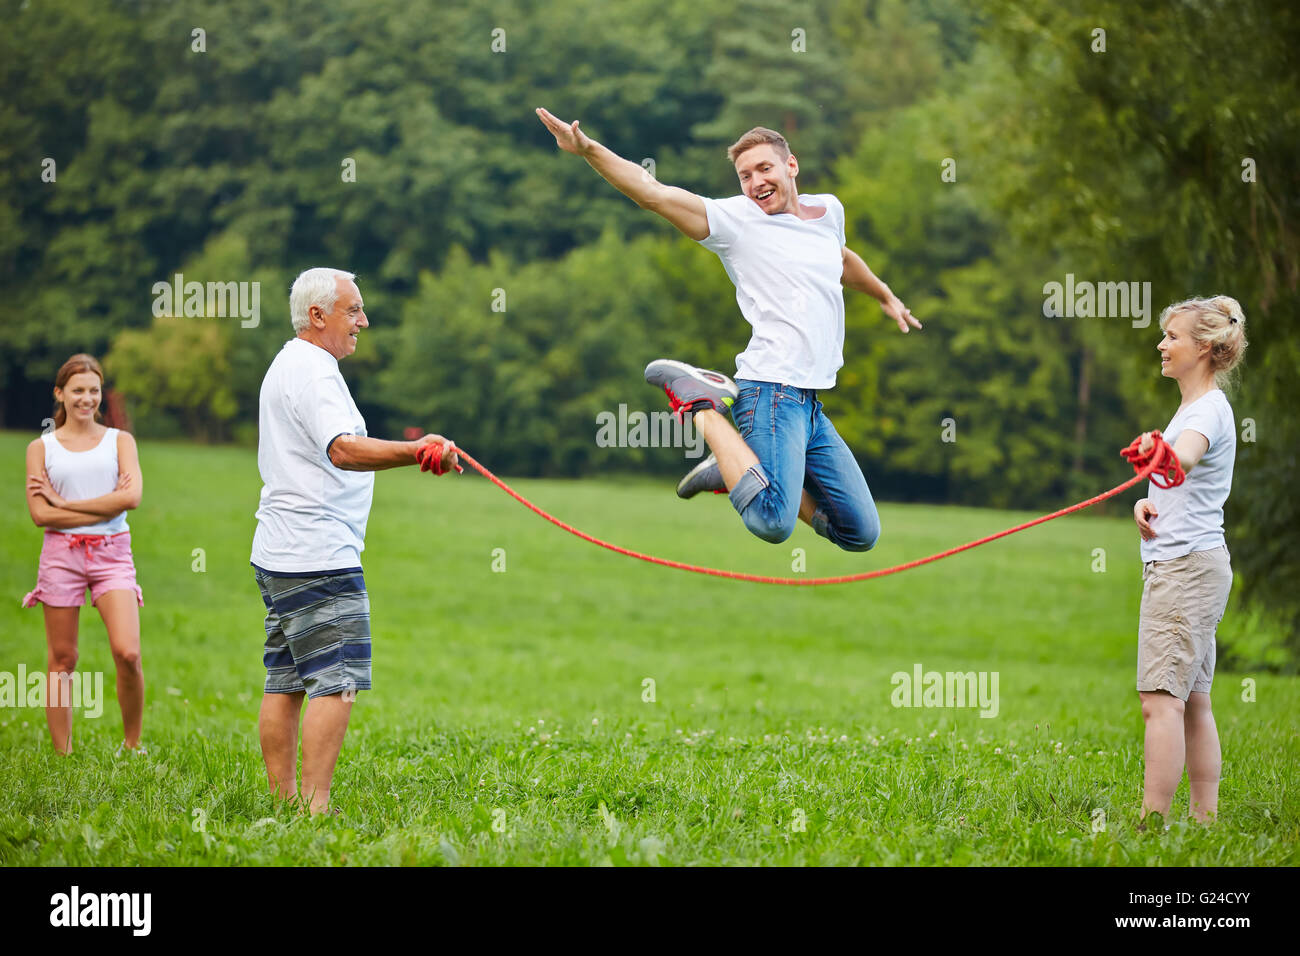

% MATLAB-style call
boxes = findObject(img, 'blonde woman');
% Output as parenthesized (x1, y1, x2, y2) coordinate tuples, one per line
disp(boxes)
(24, 354, 144, 755)
(1131, 296, 1247, 825)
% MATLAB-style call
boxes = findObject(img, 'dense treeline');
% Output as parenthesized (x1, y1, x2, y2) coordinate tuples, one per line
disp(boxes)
(4, 0, 1296, 659)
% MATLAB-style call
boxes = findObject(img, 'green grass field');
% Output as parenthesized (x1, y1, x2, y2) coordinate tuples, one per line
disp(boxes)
(1, 432, 1295, 866)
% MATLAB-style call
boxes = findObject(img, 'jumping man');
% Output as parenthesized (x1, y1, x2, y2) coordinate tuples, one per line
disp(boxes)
(537, 109, 919, 549)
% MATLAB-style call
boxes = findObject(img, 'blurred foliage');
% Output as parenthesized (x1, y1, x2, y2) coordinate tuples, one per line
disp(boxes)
(969, 0, 1300, 661)
(105, 315, 237, 442)
(2, 0, 1295, 657)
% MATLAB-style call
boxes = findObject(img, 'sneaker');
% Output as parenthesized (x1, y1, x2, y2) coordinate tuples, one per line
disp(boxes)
(644, 359, 738, 421)
(677, 453, 726, 498)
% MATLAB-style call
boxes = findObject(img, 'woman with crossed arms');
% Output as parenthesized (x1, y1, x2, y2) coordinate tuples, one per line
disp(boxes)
(24, 354, 145, 755)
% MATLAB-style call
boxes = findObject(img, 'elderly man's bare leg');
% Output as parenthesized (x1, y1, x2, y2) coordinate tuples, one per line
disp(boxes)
(300, 693, 354, 815)
(259, 691, 304, 801)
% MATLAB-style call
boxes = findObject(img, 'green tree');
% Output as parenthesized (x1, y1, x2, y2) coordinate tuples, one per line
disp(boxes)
(106, 316, 238, 442)
(970, 0, 1300, 661)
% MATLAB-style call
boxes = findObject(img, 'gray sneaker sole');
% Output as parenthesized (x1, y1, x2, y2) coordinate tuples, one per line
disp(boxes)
(676, 454, 725, 499)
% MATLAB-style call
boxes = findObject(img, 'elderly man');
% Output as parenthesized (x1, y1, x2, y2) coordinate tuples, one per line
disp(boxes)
(250, 267, 458, 814)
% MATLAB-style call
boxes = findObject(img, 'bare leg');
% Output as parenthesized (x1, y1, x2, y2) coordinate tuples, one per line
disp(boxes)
(695, 408, 829, 532)
(259, 691, 305, 802)
(1139, 690, 1186, 820)
(692, 409, 758, 488)
(42, 606, 80, 755)
(1184, 691, 1220, 822)
(96, 589, 143, 749)
(300, 693, 353, 814)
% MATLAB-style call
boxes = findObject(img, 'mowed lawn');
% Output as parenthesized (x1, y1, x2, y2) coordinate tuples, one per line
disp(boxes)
(0, 432, 1295, 866)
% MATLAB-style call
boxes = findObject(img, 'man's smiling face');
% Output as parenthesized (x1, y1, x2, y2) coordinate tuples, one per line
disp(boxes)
(315, 277, 368, 360)
(734, 144, 800, 215)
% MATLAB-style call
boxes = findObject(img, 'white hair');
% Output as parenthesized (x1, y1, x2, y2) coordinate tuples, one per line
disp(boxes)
(289, 268, 357, 332)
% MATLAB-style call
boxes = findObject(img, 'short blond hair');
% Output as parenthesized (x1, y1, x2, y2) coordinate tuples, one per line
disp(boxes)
(1159, 295, 1248, 390)
(727, 127, 791, 165)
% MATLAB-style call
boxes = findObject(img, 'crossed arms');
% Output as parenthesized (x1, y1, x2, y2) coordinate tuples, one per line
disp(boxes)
(535, 108, 920, 332)
(26, 432, 143, 529)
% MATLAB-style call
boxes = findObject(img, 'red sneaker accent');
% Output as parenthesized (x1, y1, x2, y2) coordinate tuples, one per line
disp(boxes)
(662, 385, 683, 412)
(663, 385, 695, 422)
(662, 385, 715, 422)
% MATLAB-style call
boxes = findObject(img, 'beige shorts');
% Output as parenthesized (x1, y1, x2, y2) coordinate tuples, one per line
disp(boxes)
(1138, 546, 1232, 700)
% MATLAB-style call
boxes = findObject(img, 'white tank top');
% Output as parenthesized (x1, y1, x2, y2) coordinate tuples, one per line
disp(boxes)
(42, 428, 129, 535)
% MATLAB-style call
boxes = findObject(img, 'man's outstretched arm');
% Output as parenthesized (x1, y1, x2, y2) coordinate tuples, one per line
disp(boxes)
(536, 107, 710, 241)
(328, 433, 458, 472)
(842, 246, 922, 333)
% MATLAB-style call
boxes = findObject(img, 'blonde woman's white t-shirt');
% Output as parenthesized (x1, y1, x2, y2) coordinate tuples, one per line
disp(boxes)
(698, 193, 847, 389)
(1141, 388, 1236, 563)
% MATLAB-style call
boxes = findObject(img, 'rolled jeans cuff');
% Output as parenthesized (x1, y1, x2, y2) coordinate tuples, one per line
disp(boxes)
(729, 463, 769, 514)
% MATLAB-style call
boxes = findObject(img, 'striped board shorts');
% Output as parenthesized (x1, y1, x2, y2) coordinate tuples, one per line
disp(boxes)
(253, 565, 372, 699)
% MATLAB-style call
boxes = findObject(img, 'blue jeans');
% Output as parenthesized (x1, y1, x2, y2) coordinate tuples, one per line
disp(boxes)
(727, 379, 880, 551)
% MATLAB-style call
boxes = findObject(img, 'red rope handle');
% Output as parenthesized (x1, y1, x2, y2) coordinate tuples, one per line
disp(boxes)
(416, 442, 463, 476)
(434, 435, 1182, 586)
(1120, 429, 1185, 489)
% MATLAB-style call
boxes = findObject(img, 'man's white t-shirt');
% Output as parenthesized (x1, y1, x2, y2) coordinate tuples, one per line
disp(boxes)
(250, 338, 375, 572)
(1140, 388, 1236, 563)
(698, 192, 847, 389)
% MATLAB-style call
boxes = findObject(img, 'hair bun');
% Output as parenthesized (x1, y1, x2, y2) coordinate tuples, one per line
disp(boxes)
(1158, 295, 1248, 388)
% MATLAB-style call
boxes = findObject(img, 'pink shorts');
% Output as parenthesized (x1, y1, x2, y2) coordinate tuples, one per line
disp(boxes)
(22, 530, 143, 609)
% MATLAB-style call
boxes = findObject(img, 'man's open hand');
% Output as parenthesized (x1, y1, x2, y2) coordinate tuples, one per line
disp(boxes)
(883, 297, 922, 333)
(536, 107, 593, 156)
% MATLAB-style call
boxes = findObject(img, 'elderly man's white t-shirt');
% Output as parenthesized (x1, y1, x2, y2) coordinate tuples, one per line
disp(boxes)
(698, 193, 847, 389)
(251, 338, 375, 573)
(1140, 388, 1236, 563)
